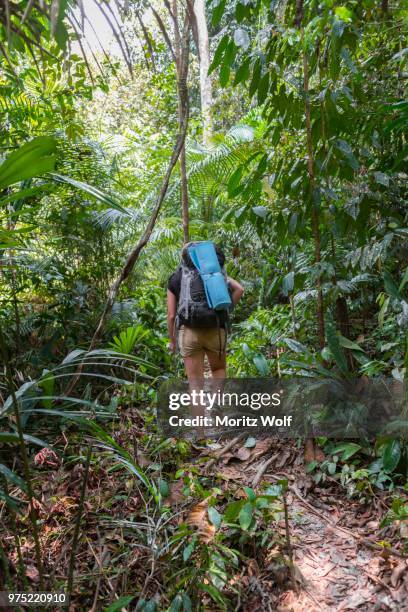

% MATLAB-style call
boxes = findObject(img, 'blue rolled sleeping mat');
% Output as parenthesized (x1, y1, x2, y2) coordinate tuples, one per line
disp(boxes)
(188, 241, 232, 311)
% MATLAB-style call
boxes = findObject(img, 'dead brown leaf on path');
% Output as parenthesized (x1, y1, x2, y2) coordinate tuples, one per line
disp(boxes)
(26, 565, 39, 583)
(136, 449, 151, 468)
(187, 500, 215, 543)
(391, 560, 407, 588)
(164, 480, 186, 506)
(275, 448, 291, 468)
(234, 446, 252, 461)
(216, 465, 245, 481)
(252, 437, 275, 458)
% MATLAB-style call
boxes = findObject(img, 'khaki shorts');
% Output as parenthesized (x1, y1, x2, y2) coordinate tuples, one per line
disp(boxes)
(178, 325, 227, 358)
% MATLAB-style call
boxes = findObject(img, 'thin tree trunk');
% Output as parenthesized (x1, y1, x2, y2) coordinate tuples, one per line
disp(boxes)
(171, 0, 190, 243)
(302, 46, 325, 350)
(192, 0, 212, 145)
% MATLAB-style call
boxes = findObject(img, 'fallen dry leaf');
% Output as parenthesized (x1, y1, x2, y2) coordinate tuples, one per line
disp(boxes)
(26, 565, 39, 583)
(391, 561, 407, 588)
(248, 437, 275, 463)
(165, 480, 186, 506)
(216, 465, 244, 481)
(187, 500, 215, 543)
(136, 450, 151, 468)
(234, 446, 252, 461)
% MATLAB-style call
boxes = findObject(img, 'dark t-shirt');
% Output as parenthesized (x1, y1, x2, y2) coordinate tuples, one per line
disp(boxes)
(168, 267, 182, 300)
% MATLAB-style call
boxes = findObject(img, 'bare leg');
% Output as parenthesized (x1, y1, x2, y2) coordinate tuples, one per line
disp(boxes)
(206, 350, 226, 379)
(183, 352, 205, 439)
(183, 352, 205, 382)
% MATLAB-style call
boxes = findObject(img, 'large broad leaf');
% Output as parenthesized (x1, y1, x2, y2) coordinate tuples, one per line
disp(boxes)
(383, 271, 401, 300)
(51, 174, 129, 214)
(253, 354, 269, 375)
(50, 0, 69, 49)
(282, 271, 295, 296)
(326, 324, 349, 376)
(211, 0, 226, 26)
(238, 502, 253, 530)
(0, 431, 52, 449)
(337, 335, 365, 352)
(105, 597, 135, 612)
(283, 338, 308, 353)
(332, 442, 361, 460)
(0, 463, 28, 493)
(382, 439, 401, 473)
(0, 137, 57, 189)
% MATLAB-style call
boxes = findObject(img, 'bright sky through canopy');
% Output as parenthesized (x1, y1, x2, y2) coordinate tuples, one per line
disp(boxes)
(72, 0, 122, 56)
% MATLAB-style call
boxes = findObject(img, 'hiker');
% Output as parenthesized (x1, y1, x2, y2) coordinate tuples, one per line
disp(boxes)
(167, 242, 244, 381)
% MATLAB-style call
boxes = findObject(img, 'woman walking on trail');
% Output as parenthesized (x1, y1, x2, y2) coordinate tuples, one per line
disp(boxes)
(167, 242, 244, 382)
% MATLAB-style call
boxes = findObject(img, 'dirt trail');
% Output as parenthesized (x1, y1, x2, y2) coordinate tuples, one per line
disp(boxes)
(198, 437, 408, 611)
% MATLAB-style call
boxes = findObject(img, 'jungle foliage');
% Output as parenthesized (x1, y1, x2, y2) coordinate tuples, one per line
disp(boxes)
(0, 0, 407, 608)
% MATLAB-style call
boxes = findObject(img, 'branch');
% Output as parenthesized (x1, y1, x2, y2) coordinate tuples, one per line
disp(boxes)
(151, 6, 176, 63)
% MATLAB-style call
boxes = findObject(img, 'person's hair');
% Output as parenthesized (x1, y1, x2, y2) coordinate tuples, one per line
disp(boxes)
(181, 242, 225, 268)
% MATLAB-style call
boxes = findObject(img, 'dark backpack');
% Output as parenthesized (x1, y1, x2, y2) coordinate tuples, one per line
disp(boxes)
(176, 242, 231, 329)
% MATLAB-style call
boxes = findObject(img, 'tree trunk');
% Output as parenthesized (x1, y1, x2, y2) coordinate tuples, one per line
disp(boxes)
(193, 0, 212, 145)
(171, 0, 190, 243)
(303, 46, 325, 350)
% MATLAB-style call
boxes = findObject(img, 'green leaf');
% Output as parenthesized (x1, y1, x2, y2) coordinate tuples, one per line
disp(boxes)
(219, 61, 231, 88)
(337, 335, 365, 352)
(182, 593, 192, 612)
(0, 490, 23, 513)
(248, 59, 261, 98)
(234, 58, 251, 85)
(332, 442, 361, 460)
(38, 370, 55, 409)
(374, 171, 390, 187)
(282, 271, 294, 296)
(253, 354, 269, 375)
(51, 174, 129, 214)
(223, 500, 244, 523)
(335, 6, 353, 21)
(234, 28, 250, 50)
(238, 502, 253, 530)
(383, 271, 401, 300)
(326, 324, 348, 376)
(0, 137, 57, 189)
(208, 35, 229, 74)
(51, 0, 69, 49)
(211, 0, 226, 27)
(0, 463, 28, 493)
(244, 486, 256, 501)
(0, 431, 52, 449)
(105, 596, 135, 611)
(208, 506, 222, 529)
(169, 595, 183, 612)
(158, 478, 170, 498)
(335, 139, 359, 171)
(198, 582, 225, 606)
(183, 538, 196, 562)
(382, 439, 401, 473)
(283, 338, 308, 353)
(244, 437, 256, 448)
(399, 267, 408, 292)
(252, 206, 267, 218)
(257, 72, 270, 105)
(227, 166, 243, 196)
